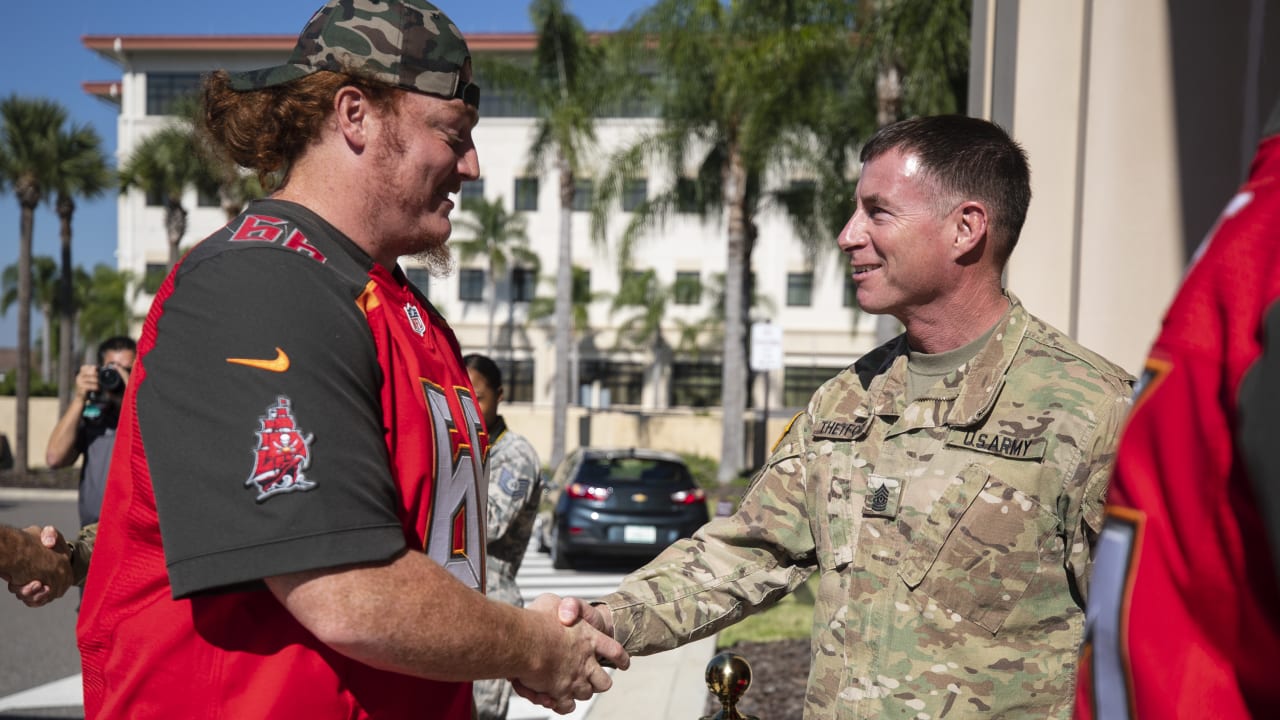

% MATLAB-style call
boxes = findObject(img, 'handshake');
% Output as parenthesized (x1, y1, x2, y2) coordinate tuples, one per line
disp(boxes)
(511, 593, 625, 715)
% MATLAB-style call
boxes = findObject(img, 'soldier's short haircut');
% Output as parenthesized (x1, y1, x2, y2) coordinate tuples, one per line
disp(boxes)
(861, 115, 1031, 266)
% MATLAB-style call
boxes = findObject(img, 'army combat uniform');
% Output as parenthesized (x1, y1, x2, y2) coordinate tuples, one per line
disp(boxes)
(474, 416, 544, 720)
(602, 295, 1133, 719)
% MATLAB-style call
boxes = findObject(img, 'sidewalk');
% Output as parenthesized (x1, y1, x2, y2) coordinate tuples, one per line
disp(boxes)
(507, 634, 718, 720)
(587, 635, 717, 719)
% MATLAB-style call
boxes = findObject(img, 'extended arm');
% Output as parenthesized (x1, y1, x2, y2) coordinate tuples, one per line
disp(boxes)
(45, 365, 97, 468)
(266, 548, 628, 713)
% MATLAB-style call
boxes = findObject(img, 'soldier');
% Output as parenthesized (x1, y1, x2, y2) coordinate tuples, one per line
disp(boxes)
(465, 353, 545, 720)
(74, 1, 625, 718)
(554, 115, 1134, 719)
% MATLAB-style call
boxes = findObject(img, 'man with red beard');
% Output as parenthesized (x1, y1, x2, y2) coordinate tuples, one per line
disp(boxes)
(76, 2, 626, 718)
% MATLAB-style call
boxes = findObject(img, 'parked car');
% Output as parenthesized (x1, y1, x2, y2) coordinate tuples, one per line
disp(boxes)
(537, 447, 709, 569)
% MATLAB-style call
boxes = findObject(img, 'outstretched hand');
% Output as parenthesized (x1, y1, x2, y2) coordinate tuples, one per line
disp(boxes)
(510, 593, 629, 713)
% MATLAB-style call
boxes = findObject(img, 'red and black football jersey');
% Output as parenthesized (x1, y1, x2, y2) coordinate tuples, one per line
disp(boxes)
(78, 199, 487, 720)
(1075, 135, 1280, 718)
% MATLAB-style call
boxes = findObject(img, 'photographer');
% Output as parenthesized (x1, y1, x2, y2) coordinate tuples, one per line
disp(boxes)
(46, 336, 136, 528)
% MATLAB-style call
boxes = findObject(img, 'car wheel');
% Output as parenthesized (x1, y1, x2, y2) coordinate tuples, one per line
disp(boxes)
(551, 527, 575, 570)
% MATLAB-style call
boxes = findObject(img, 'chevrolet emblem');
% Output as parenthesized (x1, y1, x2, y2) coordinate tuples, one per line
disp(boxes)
(632, 493, 648, 502)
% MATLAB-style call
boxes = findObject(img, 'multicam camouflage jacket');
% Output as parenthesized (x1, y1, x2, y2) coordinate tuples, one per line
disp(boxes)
(72, 522, 97, 587)
(602, 295, 1134, 719)
(483, 417, 543, 607)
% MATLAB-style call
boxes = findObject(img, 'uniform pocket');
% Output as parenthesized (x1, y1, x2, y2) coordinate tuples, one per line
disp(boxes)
(898, 464, 1056, 633)
(810, 443, 861, 572)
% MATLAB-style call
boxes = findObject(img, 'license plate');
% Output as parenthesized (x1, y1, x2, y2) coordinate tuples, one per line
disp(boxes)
(623, 525, 657, 543)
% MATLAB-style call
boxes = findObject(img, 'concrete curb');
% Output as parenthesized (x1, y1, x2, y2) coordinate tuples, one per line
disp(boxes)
(0, 487, 78, 502)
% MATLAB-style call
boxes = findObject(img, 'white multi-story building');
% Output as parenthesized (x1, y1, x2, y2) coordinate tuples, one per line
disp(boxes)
(78, 3, 1280, 466)
(81, 32, 875, 464)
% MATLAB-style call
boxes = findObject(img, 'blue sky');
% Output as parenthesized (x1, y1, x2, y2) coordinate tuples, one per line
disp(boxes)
(1, 0, 653, 349)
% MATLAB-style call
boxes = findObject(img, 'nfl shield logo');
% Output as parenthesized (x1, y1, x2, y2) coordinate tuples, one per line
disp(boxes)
(403, 303, 426, 336)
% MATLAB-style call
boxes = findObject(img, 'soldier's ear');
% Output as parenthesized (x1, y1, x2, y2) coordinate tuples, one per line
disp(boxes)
(953, 201, 989, 258)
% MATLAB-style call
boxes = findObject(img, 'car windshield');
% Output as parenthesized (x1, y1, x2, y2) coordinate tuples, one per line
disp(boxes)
(578, 457, 690, 486)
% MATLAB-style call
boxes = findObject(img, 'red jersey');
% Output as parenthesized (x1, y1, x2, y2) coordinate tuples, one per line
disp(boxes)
(1075, 134, 1280, 718)
(78, 200, 487, 719)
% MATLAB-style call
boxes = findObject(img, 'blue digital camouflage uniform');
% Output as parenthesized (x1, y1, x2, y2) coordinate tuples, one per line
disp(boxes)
(474, 417, 543, 720)
(602, 294, 1133, 719)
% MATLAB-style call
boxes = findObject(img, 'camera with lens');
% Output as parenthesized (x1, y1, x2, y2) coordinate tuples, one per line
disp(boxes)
(83, 365, 127, 423)
(97, 365, 125, 394)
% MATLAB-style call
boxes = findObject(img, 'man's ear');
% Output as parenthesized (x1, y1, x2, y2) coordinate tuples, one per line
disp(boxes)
(954, 201, 990, 257)
(333, 86, 370, 151)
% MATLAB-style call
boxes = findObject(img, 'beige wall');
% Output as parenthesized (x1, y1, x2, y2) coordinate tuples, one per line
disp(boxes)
(971, 0, 1278, 376)
(0, 397, 65, 470)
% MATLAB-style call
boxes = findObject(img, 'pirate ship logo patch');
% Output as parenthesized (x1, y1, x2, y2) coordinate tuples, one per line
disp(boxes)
(245, 396, 316, 502)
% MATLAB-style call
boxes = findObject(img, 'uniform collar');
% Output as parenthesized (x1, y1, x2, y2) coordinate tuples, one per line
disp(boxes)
(852, 292, 1029, 432)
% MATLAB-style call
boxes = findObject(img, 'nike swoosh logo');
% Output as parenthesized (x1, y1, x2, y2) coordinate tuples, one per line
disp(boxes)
(226, 347, 290, 373)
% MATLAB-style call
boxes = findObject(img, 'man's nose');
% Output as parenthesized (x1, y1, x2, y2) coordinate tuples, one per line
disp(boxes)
(459, 147, 480, 181)
(837, 210, 866, 251)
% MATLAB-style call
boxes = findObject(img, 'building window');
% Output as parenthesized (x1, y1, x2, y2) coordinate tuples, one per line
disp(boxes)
(514, 177, 539, 211)
(843, 274, 859, 308)
(572, 179, 593, 212)
(786, 272, 814, 307)
(511, 266, 536, 302)
(622, 178, 647, 212)
(573, 269, 591, 299)
(142, 263, 168, 295)
(674, 271, 702, 305)
(460, 179, 485, 204)
(670, 361, 722, 408)
(580, 360, 644, 406)
(144, 186, 165, 207)
(675, 177, 699, 214)
(497, 358, 535, 402)
(406, 267, 431, 296)
(197, 182, 219, 208)
(146, 72, 202, 116)
(459, 268, 485, 302)
(783, 366, 845, 408)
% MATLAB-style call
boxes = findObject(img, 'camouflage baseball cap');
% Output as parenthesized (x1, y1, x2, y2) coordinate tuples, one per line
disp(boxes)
(227, 0, 479, 108)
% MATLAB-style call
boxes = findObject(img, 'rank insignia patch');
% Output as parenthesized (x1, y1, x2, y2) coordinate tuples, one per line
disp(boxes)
(245, 396, 316, 502)
(862, 474, 903, 518)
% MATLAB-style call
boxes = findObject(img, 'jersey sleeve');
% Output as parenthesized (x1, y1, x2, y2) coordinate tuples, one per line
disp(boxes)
(138, 247, 405, 598)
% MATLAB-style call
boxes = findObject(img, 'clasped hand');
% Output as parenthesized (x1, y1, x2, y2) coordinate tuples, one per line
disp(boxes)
(511, 593, 627, 714)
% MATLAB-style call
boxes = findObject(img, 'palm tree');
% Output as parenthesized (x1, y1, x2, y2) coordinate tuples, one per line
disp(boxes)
(597, 0, 861, 482)
(0, 95, 65, 476)
(50, 122, 111, 409)
(860, 0, 970, 343)
(451, 195, 538, 356)
(76, 264, 139, 343)
(119, 122, 218, 269)
(609, 268, 672, 352)
(529, 266, 609, 402)
(1, 257, 59, 382)
(476, 0, 637, 469)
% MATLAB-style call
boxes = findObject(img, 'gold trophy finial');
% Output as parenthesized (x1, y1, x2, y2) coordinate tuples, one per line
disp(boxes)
(699, 651, 760, 720)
